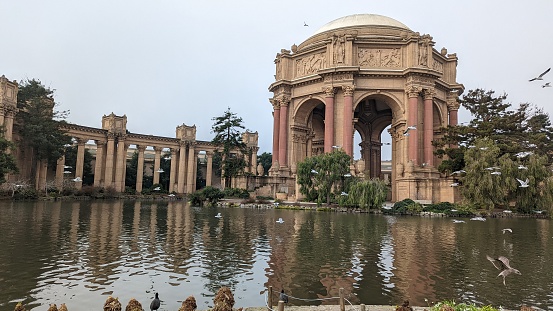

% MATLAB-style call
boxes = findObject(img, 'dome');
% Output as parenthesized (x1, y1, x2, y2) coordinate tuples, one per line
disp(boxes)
(312, 14, 410, 36)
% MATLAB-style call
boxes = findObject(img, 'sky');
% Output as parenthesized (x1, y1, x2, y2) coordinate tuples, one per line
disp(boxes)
(2, 1, 552, 160)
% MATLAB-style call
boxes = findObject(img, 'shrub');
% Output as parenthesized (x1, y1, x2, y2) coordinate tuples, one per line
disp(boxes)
(346, 179, 388, 209)
(223, 188, 250, 199)
(389, 198, 416, 214)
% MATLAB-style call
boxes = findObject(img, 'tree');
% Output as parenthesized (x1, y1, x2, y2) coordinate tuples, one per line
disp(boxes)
(257, 152, 272, 176)
(296, 150, 352, 204)
(16, 79, 72, 169)
(0, 128, 18, 184)
(343, 179, 388, 209)
(211, 107, 248, 187)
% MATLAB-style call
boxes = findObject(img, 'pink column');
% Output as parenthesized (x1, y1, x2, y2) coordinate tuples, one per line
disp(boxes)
(447, 99, 460, 149)
(271, 100, 280, 165)
(423, 90, 434, 167)
(323, 87, 335, 153)
(278, 98, 289, 167)
(342, 85, 354, 157)
(449, 109, 458, 126)
(407, 87, 419, 165)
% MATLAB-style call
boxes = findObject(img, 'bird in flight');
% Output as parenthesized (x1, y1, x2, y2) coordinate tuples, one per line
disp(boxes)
(311, 169, 318, 174)
(304, 22, 308, 27)
(502, 228, 512, 234)
(529, 68, 551, 81)
(403, 125, 416, 136)
(490, 171, 502, 175)
(517, 165, 528, 170)
(153, 186, 161, 191)
(516, 178, 530, 188)
(451, 170, 466, 175)
(450, 183, 460, 187)
(486, 255, 521, 285)
(340, 191, 348, 196)
(542, 82, 551, 88)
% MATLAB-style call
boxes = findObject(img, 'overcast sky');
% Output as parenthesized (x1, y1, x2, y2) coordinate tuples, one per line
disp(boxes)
(3, 1, 552, 160)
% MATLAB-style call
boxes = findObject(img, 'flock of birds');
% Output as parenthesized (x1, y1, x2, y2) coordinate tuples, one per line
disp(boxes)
(529, 67, 551, 87)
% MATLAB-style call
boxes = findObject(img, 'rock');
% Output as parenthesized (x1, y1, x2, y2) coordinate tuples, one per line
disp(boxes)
(59, 303, 68, 311)
(178, 296, 197, 311)
(104, 296, 122, 311)
(125, 298, 143, 311)
(212, 287, 235, 311)
(13, 302, 26, 311)
(47, 304, 58, 311)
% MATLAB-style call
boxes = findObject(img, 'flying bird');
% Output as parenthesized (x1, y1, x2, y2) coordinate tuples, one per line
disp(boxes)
(451, 170, 466, 175)
(502, 228, 513, 234)
(156, 168, 164, 173)
(470, 216, 486, 221)
(403, 125, 416, 136)
(215, 213, 222, 218)
(340, 191, 348, 196)
(344, 173, 352, 177)
(515, 151, 533, 158)
(304, 22, 309, 27)
(276, 218, 284, 224)
(516, 178, 529, 188)
(280, 290, 289, 303)
(450, 183, 460, 187)
(490, 171, 502, 175)
(64, 165, 72, 169)
(517, 165, 528, 170)
(486, 255, 521, 286)
(153, 186, 161, 191)
(542, 82, 551, 88)
(311, 169, 318, 174)
(529, 68, 551, 81)
(332, 145, 341, 149)
(150, 293, 160, 311)
(72, 177, 82, 182)
(452, 219, 465, 223)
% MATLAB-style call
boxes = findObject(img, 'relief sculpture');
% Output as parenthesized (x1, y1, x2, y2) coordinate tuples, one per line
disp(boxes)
(358, 48, 401, 68)
(296, 52, 326, 77)
(432, 59, 443, 72)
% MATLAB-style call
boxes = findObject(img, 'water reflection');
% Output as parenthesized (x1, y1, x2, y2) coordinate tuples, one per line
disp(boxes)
(0, 201, 551, 310)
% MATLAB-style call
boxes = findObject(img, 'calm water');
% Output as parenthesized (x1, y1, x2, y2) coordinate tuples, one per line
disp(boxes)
(0, 201, 552, 311)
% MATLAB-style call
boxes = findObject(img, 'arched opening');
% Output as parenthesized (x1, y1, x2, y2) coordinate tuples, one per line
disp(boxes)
(292, 98, 326, 161)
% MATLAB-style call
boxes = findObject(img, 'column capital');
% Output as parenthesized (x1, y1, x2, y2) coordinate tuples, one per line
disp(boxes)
(342, 85, 355, 97)
(206, 150, 214, 157)
(137, 145, 147, 152)
(94, 139, 106, 146)
(277, 95, 290, 107)
(270, 98, 280, 110)
(170, 147, 179, 153)
(75, 137, 87, 145)
(153, 146, 163, 152)
(322, 86, 336, 98)
(422, 89, 436, 100)
(446, 99, 460, 111)
(405, 85, 422, 98)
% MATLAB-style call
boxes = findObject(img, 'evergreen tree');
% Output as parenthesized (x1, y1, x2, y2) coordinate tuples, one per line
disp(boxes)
(257, 152, 272, 176)
(0, 128, 18, 184)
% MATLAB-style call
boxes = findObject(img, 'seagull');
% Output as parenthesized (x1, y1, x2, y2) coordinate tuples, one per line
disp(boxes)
(344, 173, 352, 177)
(452, 219, 465, 223)
(403, 125, 416, 136)
(529, 68, 550, 81)
(332, 145, 341, 149)
(164, 156, 171, 160)
(450, 209, 458, 212)
(515, 151, 533, 158)
(451, 170, 466, 175)
(486, 255, 521, 286)
(215, 213, 222, 218)
(304, 22, 309, 27)
(156, 168, 164, 173)
(450, 183, 460, 187)
(150, 293, 160, 311)
(311, 169, 318, 174)
(485, 167, 500, 171)
(542, 82, 551, 88)
(153, 186, 161, 191)
(470, 216, 486, 221)
(480, 147, 488, 150)
(491, 171, 502, 175)
(503, 210, 513, 214)
(340, 191, 348, 196)
(72, 177, 82, 182)
(168, 193, 176, 197)
(517, 165, 528, 170)
(64, 165, 72, 169)
(516, 178, 529, 188)
(534, 210, 544, 214)
(64, 170, 72, 174)
(382, 205, 393, 210)
(273, 202, 279, 207)
(502, 228, 513, 234)
(279, 290, 289, 303)
(276, 218, 284, 224)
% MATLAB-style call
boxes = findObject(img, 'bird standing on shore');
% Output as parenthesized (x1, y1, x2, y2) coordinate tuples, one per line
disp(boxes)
(486, 255, 521, 285)
(150, 292, 161, 311)
(279, 290, 289, 303)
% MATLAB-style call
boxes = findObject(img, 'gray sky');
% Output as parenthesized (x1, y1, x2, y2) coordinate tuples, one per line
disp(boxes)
(3, 0, 552, 160)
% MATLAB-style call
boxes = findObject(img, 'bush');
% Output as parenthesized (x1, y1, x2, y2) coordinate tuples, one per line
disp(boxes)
(389, 198, 416, 214)
(13, 188, 38, 200)
(345, 179, 388, 209)
(189, 186, 224, 206)
(189, 191, 205, 206)
(223, 188, 250, 199)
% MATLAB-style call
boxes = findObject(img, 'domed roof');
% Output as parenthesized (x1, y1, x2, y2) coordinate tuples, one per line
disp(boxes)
(312, 14, 410, 36)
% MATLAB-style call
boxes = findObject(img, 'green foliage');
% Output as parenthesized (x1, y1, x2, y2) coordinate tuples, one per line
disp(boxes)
(431, 300, 499, 311)
(223, 187, 250, 199)
(0, 129, 18, 184)
(211, 107, 248, 186)
(344, 179, 388, 209)
(257, 152, 272, 176)
(296, 149, 352, 204)
(15, 79, 72, 167)
(189, 186, 224, 206)
(387, 198, 417, 214)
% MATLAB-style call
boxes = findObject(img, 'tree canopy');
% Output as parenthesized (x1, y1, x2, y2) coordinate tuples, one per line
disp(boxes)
(0, 128, 18, 184)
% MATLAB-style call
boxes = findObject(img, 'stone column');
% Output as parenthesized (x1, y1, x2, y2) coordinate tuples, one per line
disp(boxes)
(153, 146, 163, 185)
(278, 97, 289, 167)
(251, 147, 258, 175)
(271, 100, 280, 165)
(169, 148, 178, 192)
(3, 108, 16, 142)
(447, 97, 460, 149)
(323, 86, 335, 153)
(423, 89, 435, 167)
(136, 145, 146, 193)
(55, 155, 65, 190)
(177, 142, 187, 193)
(75, 138, 86, 190)
(342, 85, 355, 157)
(186, 143, 196, 193)
(104, 134, 116, 189)
(93, 140, 106, 187)
(114, 137, 127, 192)
(206, 151, 213, 186)
(406, 86, 420, 165)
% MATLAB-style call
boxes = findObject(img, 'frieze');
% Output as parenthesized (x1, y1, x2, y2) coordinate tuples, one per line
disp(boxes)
(432, 59, 443, 72)
(358, 48, 401, 68)
(323, 73, 353, 83)
(296, 52, 327, 77)
(292, 133, 307, 142)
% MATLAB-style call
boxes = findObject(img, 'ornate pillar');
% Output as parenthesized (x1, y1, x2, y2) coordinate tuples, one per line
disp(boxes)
(75, 138, 86, 190)
(177, 142, 187, 193)
(114, 137, 127, 192)
(323, 86, 335, 153)
(55, 155, 65, 190)
(251, 147, 258, 175)
(93, 140, 106, 187)
(271, 99, 280, 165)
(406, 86, 421, 165)
(136, 145, 146, 193)
(423, 89, 435, 167)
(206, 151, 213, 186)
(186, 143, 196, 193)
(342, 85, 355, 157)
(278, 96, 289, 167)
(3, 108, 16, 142)
(104, 134, 116, 189)
(169, 148, 178, 192)
(153, 146, 163, 185)
(447, 97, 460, 126)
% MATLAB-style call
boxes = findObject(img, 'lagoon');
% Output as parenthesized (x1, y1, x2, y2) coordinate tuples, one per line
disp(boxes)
(0, 200, 551, 310)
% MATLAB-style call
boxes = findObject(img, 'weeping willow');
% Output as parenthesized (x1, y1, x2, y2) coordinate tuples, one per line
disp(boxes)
(345, 179, 388, 209)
